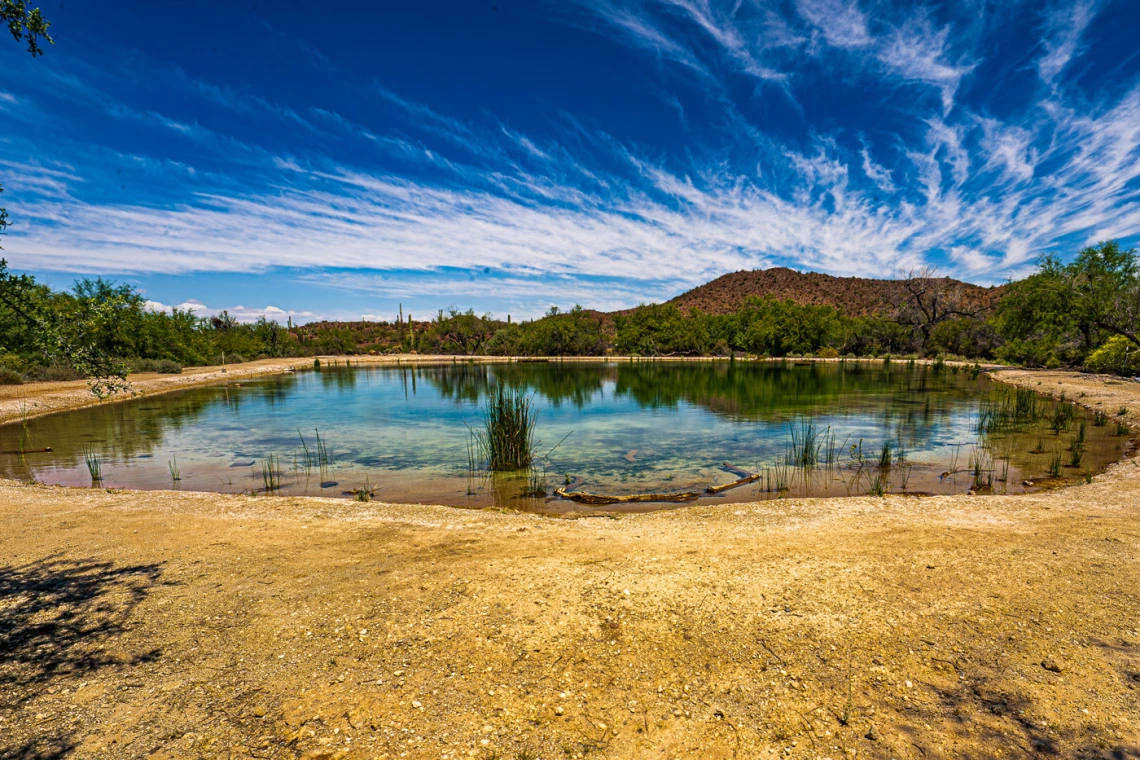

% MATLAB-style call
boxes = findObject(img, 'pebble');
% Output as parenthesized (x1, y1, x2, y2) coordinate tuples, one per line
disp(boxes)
(411, 701, 422, 709)
(1041, 658, 1063, 673)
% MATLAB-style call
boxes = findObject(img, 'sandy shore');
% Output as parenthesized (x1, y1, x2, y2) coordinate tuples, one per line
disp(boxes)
(1, 368, 1138, 759)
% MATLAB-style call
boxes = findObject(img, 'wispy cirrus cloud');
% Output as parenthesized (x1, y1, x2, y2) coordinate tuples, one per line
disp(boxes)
(1038, 0, 1100, 85)
(0, 0, 1136, 320)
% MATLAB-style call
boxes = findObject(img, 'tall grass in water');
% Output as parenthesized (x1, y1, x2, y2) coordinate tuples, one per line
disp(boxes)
(899, 463, 913, 490)
(472, 385, 537, 471)
(878, 441, 893, 469)
(83, 449, 103, 482)
(969, 446, 993, 491)
(17, 401, 30, 454)
(977, 387, 1045, 435)
(786, 418, 826, 468)
(762, 460, 790, 493)
(1047, 449, 1063, 478)
(866, 471, 889, 497)
(297, 428, 332, 470)
(262, 454, 283, 492)
(168, 456, 181, 484)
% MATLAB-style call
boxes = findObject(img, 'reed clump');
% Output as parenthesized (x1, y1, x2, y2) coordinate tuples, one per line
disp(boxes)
(262, 454, 283, 492)
(1047, 449, 1063, 478)
(472, 385, 537, 472)
(83, 449, 103, 482)
(866, 471, 889, 497)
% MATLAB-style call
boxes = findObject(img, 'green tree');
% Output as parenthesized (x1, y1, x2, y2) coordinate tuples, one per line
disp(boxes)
(2, 0, 53, 56)
(995, 241, 1140, 367)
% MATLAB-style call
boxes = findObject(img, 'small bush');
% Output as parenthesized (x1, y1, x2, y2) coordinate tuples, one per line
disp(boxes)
(0, 368, 23, 385)
(22, 363, 86, 382)
(817, 346, 839, 359)
(0, 353, 27, 374)
(1084, 335, 1140, 376)
(127, 358, 183, 375)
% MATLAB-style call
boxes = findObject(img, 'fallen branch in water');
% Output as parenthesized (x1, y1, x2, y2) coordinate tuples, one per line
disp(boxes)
(554, 483, 700, 505)
(707, 462, 761, 494)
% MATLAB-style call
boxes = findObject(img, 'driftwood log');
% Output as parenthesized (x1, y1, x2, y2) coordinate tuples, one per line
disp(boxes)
(2, 447, 52, 454)
(554, 483, 700, 505)
(706, 462, 761, 494)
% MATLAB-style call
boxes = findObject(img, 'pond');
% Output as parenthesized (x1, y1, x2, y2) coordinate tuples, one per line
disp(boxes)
(1, 360, 1131, 514)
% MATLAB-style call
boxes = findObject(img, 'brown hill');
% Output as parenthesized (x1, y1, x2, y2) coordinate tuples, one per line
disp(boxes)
(667, 267, 1006, 317)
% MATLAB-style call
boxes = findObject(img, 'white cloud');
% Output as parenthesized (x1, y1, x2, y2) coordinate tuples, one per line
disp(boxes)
(1038, 0, 1099, 85)
(795, 0, 872, 50)
(144, 298, 317, 323)
(877, 18, 974, 114)
(860, 148, 895, 192)
(2, 0, 1138, 310)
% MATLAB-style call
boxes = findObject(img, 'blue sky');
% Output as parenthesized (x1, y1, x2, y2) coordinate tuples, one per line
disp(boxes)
(1, 0, 1138, 323)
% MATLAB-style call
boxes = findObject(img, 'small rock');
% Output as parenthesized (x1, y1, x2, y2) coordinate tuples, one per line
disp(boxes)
(555, 706, 564, 716)
(411, 700, 422, 709)
(1041, 658, 1063, 673)
(253, 706, 267, 718)
(865, 726, 878, 741)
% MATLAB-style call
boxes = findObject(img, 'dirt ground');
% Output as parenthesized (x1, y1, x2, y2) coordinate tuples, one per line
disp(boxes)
(1, 368, 1139, 759)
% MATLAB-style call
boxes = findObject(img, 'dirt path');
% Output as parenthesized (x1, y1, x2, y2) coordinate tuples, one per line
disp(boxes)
(1, 371, 1139, 759)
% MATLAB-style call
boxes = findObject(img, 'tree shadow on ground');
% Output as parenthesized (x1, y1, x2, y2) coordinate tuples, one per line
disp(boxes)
(0, 555, 165, 759)
(918, 673, 1140, 760)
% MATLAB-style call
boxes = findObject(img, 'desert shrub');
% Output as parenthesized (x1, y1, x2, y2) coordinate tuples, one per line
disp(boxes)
(1084, 335, 1140, 376)
(0, 368, 23, 385)
(0, 353, 28, 374)
(127, 358, 183, 374)
(22, 363, 86, 382)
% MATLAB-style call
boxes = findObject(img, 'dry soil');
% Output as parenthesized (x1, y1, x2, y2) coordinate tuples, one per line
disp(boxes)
(1, 367, 1138, 760)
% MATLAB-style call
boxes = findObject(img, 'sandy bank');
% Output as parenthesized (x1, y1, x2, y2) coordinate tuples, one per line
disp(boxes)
(1, 371, 1138, 758)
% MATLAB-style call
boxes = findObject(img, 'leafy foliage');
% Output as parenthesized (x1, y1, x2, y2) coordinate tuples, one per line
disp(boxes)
(995, 241, 1140, 368)
(2, 0, 52, 56)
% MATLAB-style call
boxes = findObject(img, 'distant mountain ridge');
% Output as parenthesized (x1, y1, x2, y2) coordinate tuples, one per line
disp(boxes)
(665, 267, 1006, 317)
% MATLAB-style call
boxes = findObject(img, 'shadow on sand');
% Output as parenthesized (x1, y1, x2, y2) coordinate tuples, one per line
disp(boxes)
(0, 555, 164, 759)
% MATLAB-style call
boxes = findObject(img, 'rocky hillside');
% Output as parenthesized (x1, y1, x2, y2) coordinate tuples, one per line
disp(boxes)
(667, 267, 1006, 317)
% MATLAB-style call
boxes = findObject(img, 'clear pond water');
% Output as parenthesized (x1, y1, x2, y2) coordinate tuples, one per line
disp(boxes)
(1, 360, 1130, 514)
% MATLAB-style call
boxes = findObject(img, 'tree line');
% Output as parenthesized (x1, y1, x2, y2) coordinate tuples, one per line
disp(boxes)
(2, 241, 1138, 393)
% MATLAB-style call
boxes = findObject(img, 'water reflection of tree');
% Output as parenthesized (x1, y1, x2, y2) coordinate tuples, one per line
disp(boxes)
(612, 361, 956, 419)
(420, 363, 610, 408)
(0, 375, 301, 477)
